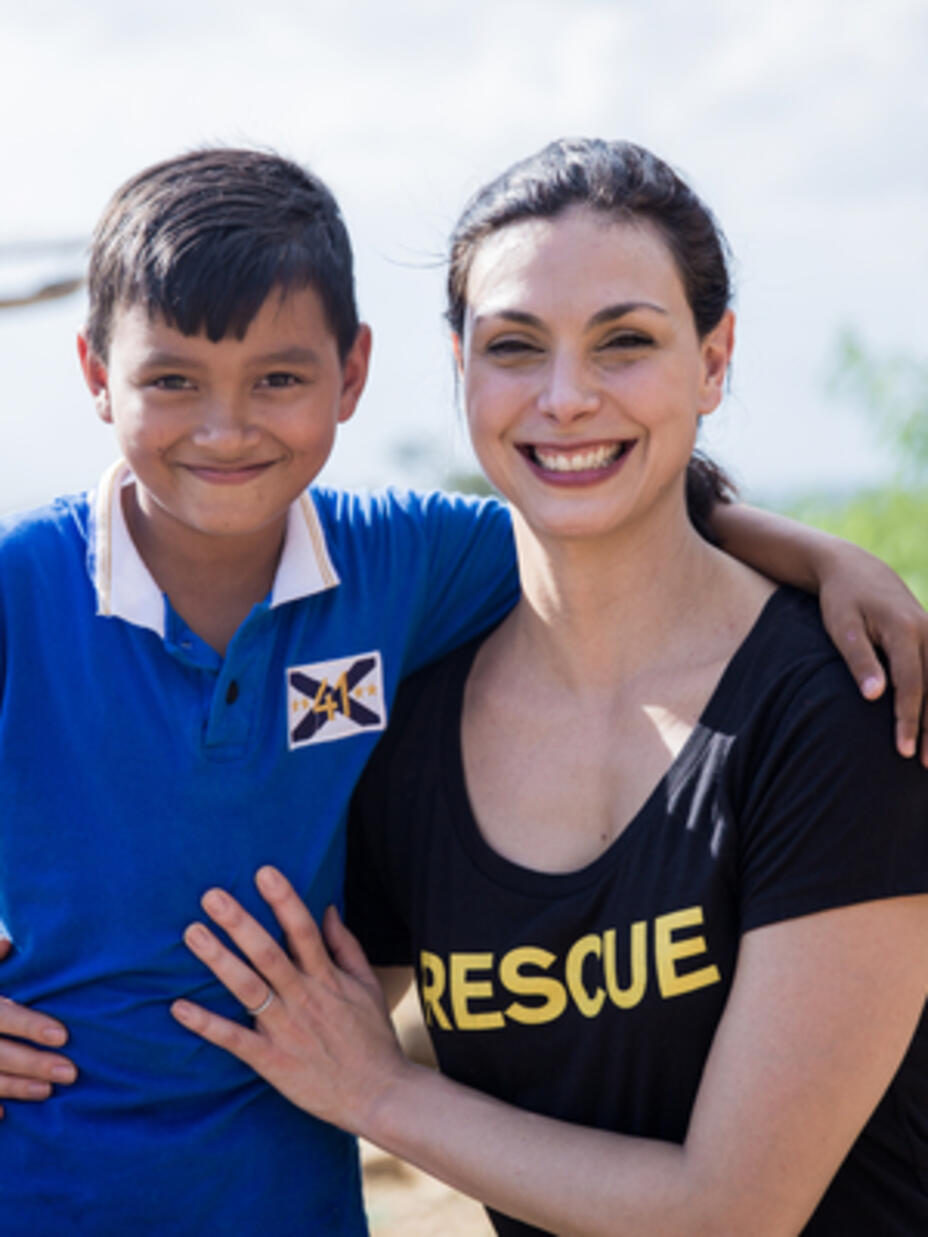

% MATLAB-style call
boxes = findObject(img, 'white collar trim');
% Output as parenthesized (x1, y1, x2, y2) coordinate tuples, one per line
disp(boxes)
(89, 461, 340, 638)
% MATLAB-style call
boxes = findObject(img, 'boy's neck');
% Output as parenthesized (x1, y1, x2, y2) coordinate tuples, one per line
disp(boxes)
(122, 485, 285, 656)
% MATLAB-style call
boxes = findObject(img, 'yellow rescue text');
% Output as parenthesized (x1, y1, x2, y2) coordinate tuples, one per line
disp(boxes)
(420, 905, 721, 1031)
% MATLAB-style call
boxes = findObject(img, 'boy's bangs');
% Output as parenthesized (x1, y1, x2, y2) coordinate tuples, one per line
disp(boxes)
(139, 241, 324, 343)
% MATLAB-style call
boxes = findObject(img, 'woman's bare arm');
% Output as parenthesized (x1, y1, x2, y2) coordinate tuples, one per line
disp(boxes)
(172, 867, 928, 1237)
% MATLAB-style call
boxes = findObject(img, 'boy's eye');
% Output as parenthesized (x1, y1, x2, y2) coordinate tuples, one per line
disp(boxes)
(150, 374, 193, 391)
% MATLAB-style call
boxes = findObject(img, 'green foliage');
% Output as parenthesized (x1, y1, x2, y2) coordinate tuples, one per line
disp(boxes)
(442, 468, 497, 497)
(787, 487, 928, 606)
(793, 331, 928, 603)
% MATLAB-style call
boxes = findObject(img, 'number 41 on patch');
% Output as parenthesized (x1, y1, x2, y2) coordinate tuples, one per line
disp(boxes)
(287, 650, 387, 749)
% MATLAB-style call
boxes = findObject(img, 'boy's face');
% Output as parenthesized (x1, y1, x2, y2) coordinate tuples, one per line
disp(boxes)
(78, 286, 370, 551)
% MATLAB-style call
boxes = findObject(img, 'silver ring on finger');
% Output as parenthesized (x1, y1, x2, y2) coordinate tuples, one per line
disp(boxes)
(245, 988, 276, 1018)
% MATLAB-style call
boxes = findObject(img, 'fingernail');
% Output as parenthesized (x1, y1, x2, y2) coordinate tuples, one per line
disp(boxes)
(51, 1063, 76, 1084)
(202, 889, 229, 915)
(861, 676, 883, 699)
(172, 1000, 193, 1021)
(185, 923, 210, 948)
(27, 1081, 52, 1097)
(899, 736, 917, 759)
(256, 866, 283, 893)
(40, 1026, 67, 1046)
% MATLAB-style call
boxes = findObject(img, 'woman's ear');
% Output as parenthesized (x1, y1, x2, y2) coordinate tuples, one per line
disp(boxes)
(697, 311, 735, 419)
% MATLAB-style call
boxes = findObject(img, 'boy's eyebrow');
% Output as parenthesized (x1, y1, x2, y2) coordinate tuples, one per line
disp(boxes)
(254, 346, 325, 367)
(140, 349, 204, 370)
(139, 346, 325, 369)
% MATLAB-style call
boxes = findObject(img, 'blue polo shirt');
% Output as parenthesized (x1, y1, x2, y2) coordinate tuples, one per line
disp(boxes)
(0, 461, 517, 1236)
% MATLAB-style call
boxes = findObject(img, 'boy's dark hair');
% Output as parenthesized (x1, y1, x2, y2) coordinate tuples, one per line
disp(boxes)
(86, 148, 359, 361)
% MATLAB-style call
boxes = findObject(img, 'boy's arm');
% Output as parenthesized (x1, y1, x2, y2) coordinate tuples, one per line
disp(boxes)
(404, 492, 517, 673)
(712, 503, 928, 764)
(0, 941, 77, 1115)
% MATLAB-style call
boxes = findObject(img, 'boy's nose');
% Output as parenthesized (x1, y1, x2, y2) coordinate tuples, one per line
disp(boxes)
(191, 397, 261, 449)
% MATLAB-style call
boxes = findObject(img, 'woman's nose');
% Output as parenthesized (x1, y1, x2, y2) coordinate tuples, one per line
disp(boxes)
(537, 352, 600, 422)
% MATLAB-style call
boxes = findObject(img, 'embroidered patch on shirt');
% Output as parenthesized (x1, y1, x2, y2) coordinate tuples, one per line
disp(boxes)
(287, 651, 387, 749)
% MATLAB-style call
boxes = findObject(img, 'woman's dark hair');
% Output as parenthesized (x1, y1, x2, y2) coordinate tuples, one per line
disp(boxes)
(86, 148, 359, 362)
(447, 139, 737, 538)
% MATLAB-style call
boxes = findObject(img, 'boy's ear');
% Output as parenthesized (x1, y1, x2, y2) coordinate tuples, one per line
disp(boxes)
(451, 332, 464, 375)
(337, 323, 372, 425)
(77, 333, 113, 424)
(696, 310, 735, 419)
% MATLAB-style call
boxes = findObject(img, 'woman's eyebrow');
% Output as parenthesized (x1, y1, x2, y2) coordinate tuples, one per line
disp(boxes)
(472, 309, 543, 329)
(588, 301, 668, 327)
(472, 302, 669, 331)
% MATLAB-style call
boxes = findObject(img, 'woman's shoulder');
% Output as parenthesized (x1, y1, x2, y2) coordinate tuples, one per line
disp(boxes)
(707, 586, 875, 735)
(714, 591, 928, 932)
(709, 584, 924, 829)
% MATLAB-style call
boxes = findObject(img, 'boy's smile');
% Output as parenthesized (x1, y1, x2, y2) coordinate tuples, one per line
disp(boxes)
(79, 286, 370, 562)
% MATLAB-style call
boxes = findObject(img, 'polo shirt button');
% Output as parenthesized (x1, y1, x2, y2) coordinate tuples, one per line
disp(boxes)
(226, 680, 239, 705)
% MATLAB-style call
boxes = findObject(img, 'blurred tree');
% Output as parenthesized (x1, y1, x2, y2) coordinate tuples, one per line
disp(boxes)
(828, 329, 928, 485)
(443, 468, 495, 497)
(0, 241, 84, 312)
(789, 487, 928, 605)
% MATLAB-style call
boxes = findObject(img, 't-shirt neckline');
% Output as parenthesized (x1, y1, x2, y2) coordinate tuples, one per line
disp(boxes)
(443, 585, 793, 898)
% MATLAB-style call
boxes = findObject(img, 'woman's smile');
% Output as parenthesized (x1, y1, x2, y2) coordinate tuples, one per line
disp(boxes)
(518, 439, 636, 484)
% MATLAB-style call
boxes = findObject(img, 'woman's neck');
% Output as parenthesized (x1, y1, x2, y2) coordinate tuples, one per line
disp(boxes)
(506, 501, 771, 695)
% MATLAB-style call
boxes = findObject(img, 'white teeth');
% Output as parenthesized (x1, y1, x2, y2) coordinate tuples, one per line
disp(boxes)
(532, 443, 625, 472)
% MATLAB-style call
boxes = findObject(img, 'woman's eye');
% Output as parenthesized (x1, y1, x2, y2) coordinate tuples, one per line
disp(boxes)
(485, 339, 541, 358)
(260, 372, 302, 388)
(600, 333, 652, 352)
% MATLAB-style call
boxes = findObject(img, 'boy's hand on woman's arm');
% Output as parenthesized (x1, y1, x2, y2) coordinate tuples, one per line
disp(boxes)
(0, 940, 77, 1116)
(815, 543, 928, 763)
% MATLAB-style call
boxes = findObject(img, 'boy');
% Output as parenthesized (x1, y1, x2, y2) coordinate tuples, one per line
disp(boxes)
(0, 148, 517, 1236)
(0, 147, 923, 1235)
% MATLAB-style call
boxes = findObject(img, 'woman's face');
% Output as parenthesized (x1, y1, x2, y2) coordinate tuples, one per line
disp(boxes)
(457, 205, 733, 544)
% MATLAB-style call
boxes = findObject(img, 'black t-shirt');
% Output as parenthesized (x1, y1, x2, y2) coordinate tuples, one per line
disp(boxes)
(347, 588, 928, 1236)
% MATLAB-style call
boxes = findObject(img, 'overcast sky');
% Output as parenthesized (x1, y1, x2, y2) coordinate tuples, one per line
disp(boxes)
(1, 0, 925, 514)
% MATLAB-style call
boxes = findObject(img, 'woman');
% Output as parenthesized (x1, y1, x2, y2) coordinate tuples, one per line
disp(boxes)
(173, 140, 928, 1235)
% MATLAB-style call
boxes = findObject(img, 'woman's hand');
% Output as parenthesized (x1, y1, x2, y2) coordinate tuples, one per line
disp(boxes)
(816, 542, 928, 764)
(171, 867, 412, 1134)
(0, 940, 77, 1116)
